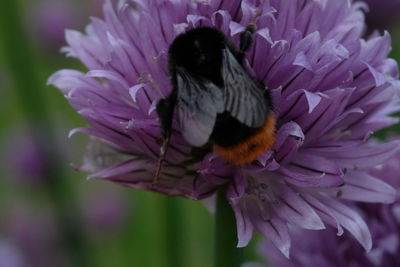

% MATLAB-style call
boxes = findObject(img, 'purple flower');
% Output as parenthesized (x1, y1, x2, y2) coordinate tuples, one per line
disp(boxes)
(49, 0, 400, 256)
(258, 145, 400, 266)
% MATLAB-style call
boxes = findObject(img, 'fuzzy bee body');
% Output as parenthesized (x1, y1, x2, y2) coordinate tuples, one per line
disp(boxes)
(155, 26, 275, 178)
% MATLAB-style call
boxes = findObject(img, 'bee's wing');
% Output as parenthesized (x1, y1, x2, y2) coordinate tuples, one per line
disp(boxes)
(176, 68, 224, 147)
(222, 48, 267, 128)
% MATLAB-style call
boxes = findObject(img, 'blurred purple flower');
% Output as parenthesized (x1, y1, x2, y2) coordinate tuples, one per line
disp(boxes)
(6, 206, 63, 267)
(80, 183, 128, 237)
(1, 131, 51, 187)
(49, 0, 400, 256)
(0, 242, 27, 267)
(29, 0, 79, 50)
(258, 145, 400, 266)
(363, 0, 400, 31)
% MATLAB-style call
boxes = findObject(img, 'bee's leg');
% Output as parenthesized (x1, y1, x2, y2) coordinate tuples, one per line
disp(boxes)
(238, 24, 256, 63)
(240, 24, 256, 53)
(154, 134, 170, 184)
(154, 91, 177, 184)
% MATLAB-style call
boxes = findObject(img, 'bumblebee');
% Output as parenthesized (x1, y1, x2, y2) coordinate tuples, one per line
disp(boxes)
(155, 25, 275, 179)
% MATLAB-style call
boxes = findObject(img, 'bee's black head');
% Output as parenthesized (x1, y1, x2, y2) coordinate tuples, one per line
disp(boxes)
(168, 27, 227, 84)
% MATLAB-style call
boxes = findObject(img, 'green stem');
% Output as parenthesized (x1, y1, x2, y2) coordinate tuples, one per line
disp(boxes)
(214, 187, 243, 267)
(165, 197, 184, 267)
(0, 1, 91, 266)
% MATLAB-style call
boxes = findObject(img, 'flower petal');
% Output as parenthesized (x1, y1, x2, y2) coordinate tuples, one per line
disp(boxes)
(327, 140, 400, 169)
(338, 171, 397, 204)
(255, 217, 291, 258)
(270, 184, 325, 230)
(230, 202, 254, 248)
(317, 197, 372, 251)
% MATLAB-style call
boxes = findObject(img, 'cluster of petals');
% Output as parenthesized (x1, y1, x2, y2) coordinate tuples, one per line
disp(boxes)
(48, 0, 400, 256)
(259, 146, 400, 266)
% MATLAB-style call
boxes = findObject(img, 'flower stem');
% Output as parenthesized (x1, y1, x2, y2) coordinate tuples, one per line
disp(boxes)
(214, 187, 243, 267)
(165, 197, 184, 267)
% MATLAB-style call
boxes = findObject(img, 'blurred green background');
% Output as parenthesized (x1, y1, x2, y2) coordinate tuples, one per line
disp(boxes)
(0, 0, 399, 267)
